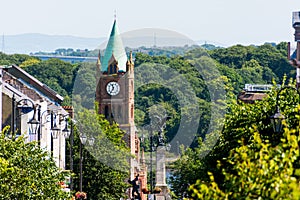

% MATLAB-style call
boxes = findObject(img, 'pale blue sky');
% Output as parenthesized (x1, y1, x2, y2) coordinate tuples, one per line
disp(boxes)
(1, 0, 300, 46)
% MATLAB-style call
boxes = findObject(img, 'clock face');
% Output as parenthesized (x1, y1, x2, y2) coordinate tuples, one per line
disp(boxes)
(106, 81, 120, 96)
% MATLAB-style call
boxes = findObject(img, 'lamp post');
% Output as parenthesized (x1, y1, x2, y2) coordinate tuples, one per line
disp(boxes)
(12, 95, 40, 139)
(143, 124, 155, 195)
(79, 133, 94, 199)
(69, 119, 75, 191)
(270, 86, 300, 133)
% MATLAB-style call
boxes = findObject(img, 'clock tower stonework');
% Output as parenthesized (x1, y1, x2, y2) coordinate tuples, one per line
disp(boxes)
(95, 19, 147, 200)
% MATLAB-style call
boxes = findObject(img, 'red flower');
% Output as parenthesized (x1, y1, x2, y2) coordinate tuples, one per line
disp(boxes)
(75, 191, 87, 199)
(142, 188, 150, 194)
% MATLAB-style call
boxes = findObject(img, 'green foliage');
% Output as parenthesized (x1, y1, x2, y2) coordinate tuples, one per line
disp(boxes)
(24, 58, 79, 97)
(0, 127, 69, 199)
(190, 127, 300, 199)
(209, 43, 293, 82)
(0, 52, 35, 66)
(169, 138, 209, 199)
(134, 50, 227, 149)
(19, 58, 41, 67)
(72, 62, 97, 110)
(134, 53, 202, 145)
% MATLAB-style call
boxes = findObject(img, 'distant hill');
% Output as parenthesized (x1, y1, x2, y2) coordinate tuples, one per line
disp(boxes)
(1, 33, 105, 54)
(0, 31, 225, 55)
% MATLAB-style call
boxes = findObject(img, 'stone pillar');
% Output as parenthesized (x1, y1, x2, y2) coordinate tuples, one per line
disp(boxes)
(155, 146, 169, 200)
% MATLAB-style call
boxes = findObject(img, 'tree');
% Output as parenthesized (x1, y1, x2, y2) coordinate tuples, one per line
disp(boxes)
(190, 128, 300, 199)
(24, 58, 79, 97)
(69, 108, 131, 200)
(0, 52, 34, 66)
(72, 62, 98, 110)
(0, 127, 70, 199)
(19, 57, 41, 67)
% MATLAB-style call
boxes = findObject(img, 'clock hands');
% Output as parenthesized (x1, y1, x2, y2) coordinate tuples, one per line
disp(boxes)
(111, 85, 115, 93)
(106, 82, 120, 95)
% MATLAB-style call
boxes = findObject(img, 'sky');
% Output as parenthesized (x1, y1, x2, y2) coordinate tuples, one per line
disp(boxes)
(1, 0, 300, 47)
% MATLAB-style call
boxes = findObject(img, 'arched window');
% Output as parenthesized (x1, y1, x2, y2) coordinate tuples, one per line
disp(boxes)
(109, 65, 113, 74)
(108, 64, 118, 74)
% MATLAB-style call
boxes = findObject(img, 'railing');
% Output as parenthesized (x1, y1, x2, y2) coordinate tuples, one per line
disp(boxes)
(244, 84, 274, 92)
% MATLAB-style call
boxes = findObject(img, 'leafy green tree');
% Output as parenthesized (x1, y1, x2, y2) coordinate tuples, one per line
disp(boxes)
(69, 108, 130, 200)
(19, 57, 41, 67)
(209, 43, 292, 82)
(209, 45, 255, 68)
(0, 127, 70, 199)
(24, 58, 79, 97)
(190, 127, 300, 199)
(72, 62, 97, 110)
(0, 52, 34, 66)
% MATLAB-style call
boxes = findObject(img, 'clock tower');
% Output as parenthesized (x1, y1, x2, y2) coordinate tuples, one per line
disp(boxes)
(95, 19, 146, 199)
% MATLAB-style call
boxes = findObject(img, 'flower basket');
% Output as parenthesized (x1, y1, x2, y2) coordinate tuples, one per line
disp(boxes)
(75, 191, 87, 199)
(58, 181, 68, 188)
(142, 188, 150, 194)
(153, 187, 162, 194)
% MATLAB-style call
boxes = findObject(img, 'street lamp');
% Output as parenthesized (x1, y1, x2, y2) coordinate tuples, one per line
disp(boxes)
(61, 116, 71, 139)
(27, 109, 40, 136)
(79, 133, 94, 198)
(270, 86, 300, 133)
(51, 113, 61, 139)
(13, 95, 40, 138)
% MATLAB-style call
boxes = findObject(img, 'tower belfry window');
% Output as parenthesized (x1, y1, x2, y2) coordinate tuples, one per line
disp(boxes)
(108, 63, 119, 74)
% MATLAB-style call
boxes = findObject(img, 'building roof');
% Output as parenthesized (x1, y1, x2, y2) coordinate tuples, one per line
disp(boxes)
(237, 91, 268, 104)
(3, 65, 64, 104)
(101, 20, 127, 72)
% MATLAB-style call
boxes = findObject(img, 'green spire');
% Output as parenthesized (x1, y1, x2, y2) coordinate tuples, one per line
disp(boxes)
(101, 20, 127, 72)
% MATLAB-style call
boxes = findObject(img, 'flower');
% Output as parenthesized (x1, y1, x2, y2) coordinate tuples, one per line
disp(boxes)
(75, 191, 87, 199)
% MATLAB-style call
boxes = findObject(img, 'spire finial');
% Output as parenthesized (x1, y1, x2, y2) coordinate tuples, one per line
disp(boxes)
(114, 10, 117, 20)
(130, 51, 133, 63)
(96, 50, 101, 67)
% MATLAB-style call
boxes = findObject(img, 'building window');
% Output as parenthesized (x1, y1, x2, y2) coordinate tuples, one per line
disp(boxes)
(131, 104, 134, 119)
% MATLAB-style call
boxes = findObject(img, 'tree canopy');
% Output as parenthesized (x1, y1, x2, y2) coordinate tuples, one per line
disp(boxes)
(0, 127, 70, 199)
